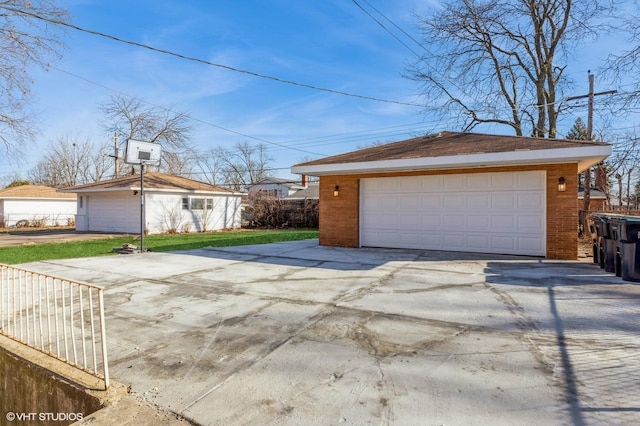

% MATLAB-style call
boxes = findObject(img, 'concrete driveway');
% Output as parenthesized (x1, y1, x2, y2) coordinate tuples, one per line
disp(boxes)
(19, 240, 640, 425)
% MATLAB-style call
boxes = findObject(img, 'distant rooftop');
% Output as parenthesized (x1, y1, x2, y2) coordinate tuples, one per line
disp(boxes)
(0, 185, 76, 199)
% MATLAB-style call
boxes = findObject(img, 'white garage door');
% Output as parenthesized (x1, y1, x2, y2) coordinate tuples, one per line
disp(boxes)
(360, 171, 546, 256)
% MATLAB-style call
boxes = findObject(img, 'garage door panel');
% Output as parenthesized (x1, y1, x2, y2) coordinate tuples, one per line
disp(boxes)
(420, 194, 442, 208)
(467, 235, 490, 250)
(492, 194, 516, 209)
(443, 175, 465, 190)
(491, 173, 516, 188)
(398, 232, 421, 245)
(491, 215, 515, 230)
(517, 193, 545, 210)
(518, 236, 544, 252)
(468, 174, 490, 189)
(517, 171, 546, 188)
(466, 194, 491, 209)
(443, 215, 465, 229)
(492, 236, 516, 250)
(380, 197, 398, 210)
(421, 233, 442, 246)
(443, 234, 465, 248)
(398, 214, 420, 227)
(517, 215, 545, 232)
(378, 214, 398, 226)
(420, 214, 442, 229)
(467, 215, 490, 229)
(378, 178, 399, 191)
(443, 195, 465, 210)
(397, 196, 419, 210)
(361, 171, 546, 256)
(420, 175, 443, 191)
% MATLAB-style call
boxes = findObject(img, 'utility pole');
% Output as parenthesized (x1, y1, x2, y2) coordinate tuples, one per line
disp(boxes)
(566, 72, 616, 218)
(113, 133, 119, 178)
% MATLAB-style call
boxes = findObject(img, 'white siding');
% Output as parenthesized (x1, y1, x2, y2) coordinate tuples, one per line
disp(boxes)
(1, 199, 77, 227)
(249, 183, 299, 198)
(147, 193, 242, 233)
(75, 191, 243, 234)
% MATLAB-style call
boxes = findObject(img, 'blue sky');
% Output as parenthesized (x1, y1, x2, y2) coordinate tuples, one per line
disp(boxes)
(1, 0, 637, 183)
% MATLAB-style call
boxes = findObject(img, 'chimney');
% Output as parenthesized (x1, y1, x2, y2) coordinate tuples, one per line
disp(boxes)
(301, 174, 308, 187)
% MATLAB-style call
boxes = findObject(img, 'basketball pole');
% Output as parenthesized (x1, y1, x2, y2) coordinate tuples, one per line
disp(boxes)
(140, 163, 145, 253)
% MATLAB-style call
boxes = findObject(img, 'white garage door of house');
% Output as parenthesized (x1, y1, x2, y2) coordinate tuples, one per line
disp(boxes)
(360, 171, 546, 256)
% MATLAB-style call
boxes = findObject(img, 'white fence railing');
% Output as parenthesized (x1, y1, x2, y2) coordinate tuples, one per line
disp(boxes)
(0, 263, 109, 390)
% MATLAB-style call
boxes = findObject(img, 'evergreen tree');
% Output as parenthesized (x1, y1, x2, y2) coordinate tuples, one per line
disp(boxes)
(566, 118, 588, 141)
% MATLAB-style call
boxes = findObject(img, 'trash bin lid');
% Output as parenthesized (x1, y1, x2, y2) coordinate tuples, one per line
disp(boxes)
(617, 215, 640, 223)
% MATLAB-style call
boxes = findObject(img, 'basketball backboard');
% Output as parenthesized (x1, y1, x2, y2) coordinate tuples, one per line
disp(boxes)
(124, 140, 162, 165)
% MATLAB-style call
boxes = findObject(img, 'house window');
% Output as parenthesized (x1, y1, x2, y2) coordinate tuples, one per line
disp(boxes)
(182, 197, 189, 210)
(191, 198, 205, 210)
(79, 196, 83, 209)
(207, 199, 213, 210)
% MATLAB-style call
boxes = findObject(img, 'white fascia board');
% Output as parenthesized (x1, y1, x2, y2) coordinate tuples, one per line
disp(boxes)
(59, 187, 244, 196)
(57, 188, 128, 193)
(291, 145, 611, 176)
(2, 197, 76, 201)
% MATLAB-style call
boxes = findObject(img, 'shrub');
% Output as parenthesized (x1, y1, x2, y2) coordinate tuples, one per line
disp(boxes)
(30, 216, 49, 228)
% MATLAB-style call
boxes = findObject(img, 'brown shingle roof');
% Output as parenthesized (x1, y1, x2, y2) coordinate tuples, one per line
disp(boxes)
(0, 185, 76, 199)
(293, 131, 610, 167)
(60, 172, 237, 193)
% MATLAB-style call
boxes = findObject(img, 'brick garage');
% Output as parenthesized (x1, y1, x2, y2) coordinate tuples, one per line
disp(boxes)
(292, 132, 611, 260)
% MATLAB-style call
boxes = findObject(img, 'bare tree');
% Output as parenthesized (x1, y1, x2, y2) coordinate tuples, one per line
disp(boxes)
(604, 5, 640, 105)
(195, 151, 226, 186)
(0, 1, 69, 156)
(0, 174, 27, 188)
(28, 135, 110, 187)
(408, 0, 614, 138)
(100, 95, 196, 175)
(205, 142, 273, 190)
(605, 130, 640, 209)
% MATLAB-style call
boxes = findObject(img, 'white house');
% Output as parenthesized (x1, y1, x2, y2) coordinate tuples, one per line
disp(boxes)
(248, 177, 307, 198)
(59, 172, 244, 234)
(0, 185, 77, 227)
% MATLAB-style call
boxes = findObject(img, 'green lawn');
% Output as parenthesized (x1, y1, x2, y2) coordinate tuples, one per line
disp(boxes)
(0, 229, 318, 265)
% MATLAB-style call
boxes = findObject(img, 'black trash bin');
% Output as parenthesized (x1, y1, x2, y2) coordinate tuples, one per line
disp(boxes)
(589, 213, 605, 265)
(608, 215, 625, 277)
(616, 216, 640, 282)
(599, 214, 621, 273)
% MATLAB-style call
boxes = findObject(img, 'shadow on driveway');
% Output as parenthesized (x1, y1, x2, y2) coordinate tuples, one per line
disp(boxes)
(485, 260, 640, 426)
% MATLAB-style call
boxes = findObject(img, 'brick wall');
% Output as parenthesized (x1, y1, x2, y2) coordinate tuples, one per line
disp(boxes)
(319, 163, 579, 260)
(318, 176, 360, 247)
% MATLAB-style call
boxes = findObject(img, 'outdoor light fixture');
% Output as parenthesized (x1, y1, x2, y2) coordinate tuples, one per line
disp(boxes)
(333, 185, 340, 197)
(558, 177, 566, 192)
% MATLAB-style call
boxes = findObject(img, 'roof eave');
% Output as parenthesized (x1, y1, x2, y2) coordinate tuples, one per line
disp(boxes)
(58, 187, 244, 195)
(0, 197, 76, 200)
(291, 146, 611, 176)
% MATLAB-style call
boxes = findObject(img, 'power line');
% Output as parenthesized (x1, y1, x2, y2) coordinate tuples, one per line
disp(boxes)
(5, 6, 422, 108)
(49, 66, 439, 157)
(351, 0, 421, 57)
(50, 66, 325, 157)
(357, 0, 431, 56)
